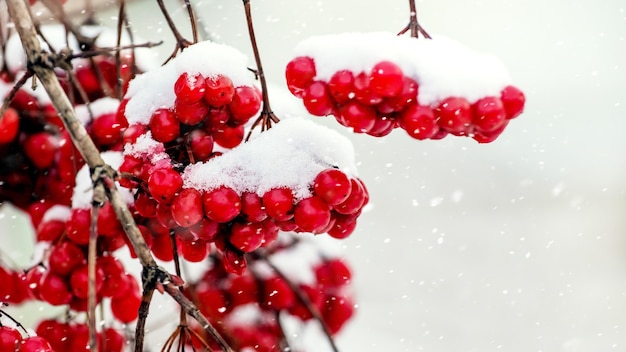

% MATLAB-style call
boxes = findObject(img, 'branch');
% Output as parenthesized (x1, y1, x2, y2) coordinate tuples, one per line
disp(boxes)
(5, 1, 232, 350)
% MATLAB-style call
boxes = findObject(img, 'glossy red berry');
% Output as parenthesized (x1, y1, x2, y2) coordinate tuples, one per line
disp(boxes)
(0, 326, 22, 351)
(148, 167, 183, 204)
(48, 241, 85, 276)
(20, 336, 54, 352)
(303, 81, 333, 116)
(500, 85, 526, 119)
(313, 169, 352, 205)
(327, 70, 355, 104)
(24, 132, 57, 169)
(262, 188, 294, 221)
(336, 101, 377, 133)
(204, 74, 235, 107)
(174, 98, 209, 125)
(38, 272, 72, 305)
(202, 187, 241, 223)
(171, 188, 204, 227)
(66, 208, 91, 245)
(149, 108, 180, 143)
(174, 72, 206, 104)
(261, 276, 295, 310)
(69, 263, 105, 299)
(91, 112, 128, 147)
(229, 86, 261, 124)
(188, 130, 214, 162)
(294, 196, 332, 233)
(369, 61, 404, 97)
(435, 97, 472, 135)
(285, 56, 316, 97)
(229, 221, 265, 252)
(213, 124, 244, 149)
(0, 108, 19, 144)
(399, 104, 438, 140)
(473, 96, 506, 133)
(334, 179, 365, 215)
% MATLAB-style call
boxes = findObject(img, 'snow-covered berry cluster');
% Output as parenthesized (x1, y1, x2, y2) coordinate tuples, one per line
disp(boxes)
(286, 32, 526, 142)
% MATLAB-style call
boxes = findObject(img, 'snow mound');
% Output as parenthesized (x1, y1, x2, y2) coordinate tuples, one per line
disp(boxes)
(182, 117, 357, 199)
(72, 151, 134, 209)
(124, 41, 257, 125)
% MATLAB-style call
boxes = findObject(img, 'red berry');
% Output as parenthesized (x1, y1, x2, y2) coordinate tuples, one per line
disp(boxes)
(368, 116, 395, 137)
(48, 241, 85, 276)
(67, 208, 91, 245)
(69, 263, 105, 299)
(99, 328, 125, 352)
(20, 336, 54, 352)
(473, 120, 509, 144)
(213, 124, 244, 149)
(328, 214, 357, 239)
(435, 97, 472, 135)
(202, 187, 241, 223)
(336, 101, 377, 133)
(24, 132, 57, 169)
(229, 86, 261, 124)
(174, 72, 206, 104)
(0, 326, 22, 351)
(303, 81, 333, 116)
(179, 238, 208, 262)
(204, 74, 235, 107)
(229, 221, 265, 252)
(500, 85, 525, 119)
(111, 288, 141, 323)
(315, 259, 351, 288)
(399, 104, 438, 140)
(369, 61, 404, 97)
(334, 179, 365, 215)
(35, 319, 70, 352)
(122, 123, 147, 145)
(174, 98, 209, 125)
(473, 96, 506, 132)
(196, 286, 228, 318)
(36, 219, 66, 242)
(228, 274, 258, 307)
(262, 188, 294, 221)
(98, 255, 128, 298)
(386, 76, 419, 112)
(327, 70, 355, 104)
(171, 188, 204, 227)
(322, 294, 354, 334)
(150, 227, 174, 261)
(75, 66, 101, 98)
(261, 276, 295, 310)
(285, 56, 316, 97)
(294, 196, 332, 233)
(135, 192, 157, 218)
(38, 272, 73, 305)
(148, 167, 183, 204)
(241, 192, 268, 222)
(91, 112, 128, 147)
(97, 202, 123, 237)
(189, 218, 219, 242)
(149, 108, 180, 143)
(0, 108, 19, 144)
(353, 72, 383, 106)
(313, 169, 352, 205)
(188, 129, 214, 162)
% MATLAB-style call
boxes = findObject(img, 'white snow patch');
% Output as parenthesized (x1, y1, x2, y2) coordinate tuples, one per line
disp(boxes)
(41, 205, 72, 223)
(74, 97, 121, 125)
(124, 41, 256, 125)
(123, 131, 166, 160)
(294, 32, 512, 105)
(225, 303, 266, 326)
(72, 151, 134, 209)
(182, 118, 357, 199)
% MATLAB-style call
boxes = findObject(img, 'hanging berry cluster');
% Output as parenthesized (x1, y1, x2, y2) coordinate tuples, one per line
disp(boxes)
(285, 32, 526, 142)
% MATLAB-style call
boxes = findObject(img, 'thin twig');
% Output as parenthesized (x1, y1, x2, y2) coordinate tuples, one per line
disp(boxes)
(39, 0, 96, 47)
(399, 0, 431, 39)
(0, 71, 33, 120)
(183, 0, 199, 44)
(156, 0, 192, 63)
(88, 185, 105, 352)
(242, 0, 280, 136)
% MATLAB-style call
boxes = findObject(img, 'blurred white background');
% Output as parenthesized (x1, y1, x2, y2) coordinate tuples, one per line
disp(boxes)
(4, 0, 626, 351)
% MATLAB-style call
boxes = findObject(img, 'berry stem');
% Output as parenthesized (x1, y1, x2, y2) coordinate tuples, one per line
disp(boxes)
(398, 0, 431, 39)
(242, 0, 280, 134)
(115, 0, 127, 100)
(0, 304, 31, 336)
(39, 0, 96, 48)
(88, 188, 104, 352)
(0, 70, 33, 121)
(156, 0, 193, 64)
(134, 284, 155, 352)
(182, 0, 200, 44)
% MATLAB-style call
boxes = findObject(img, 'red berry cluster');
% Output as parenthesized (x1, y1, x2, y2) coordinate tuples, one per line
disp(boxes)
(0, 325, 54, 352)
(285, 56, 525, 142)
(32, 207, 141, 323)
(36, 319, 125, 352)
(184, 237, 355, 351)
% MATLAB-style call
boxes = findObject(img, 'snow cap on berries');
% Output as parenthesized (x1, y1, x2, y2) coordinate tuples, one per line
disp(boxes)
(294, 32, 513, 105)
(182, 118, 357, 199)
(72, 151, 134, 209)
(124, 41, 257, 125)
(74, 97, 121, 126)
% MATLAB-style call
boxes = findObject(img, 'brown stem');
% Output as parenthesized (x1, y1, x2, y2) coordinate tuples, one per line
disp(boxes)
(242, 0, 280, 135)
(39, 0, 96, 47)
(399, 0, 431, 39)
(6, 1, 232, 350)
(156, 0, 192, 63)
(134, 285, 155, 352)
(0, 303, 31, 335)
(88, 186, 104, 352)
(183, 0, 199, 44)
(115, 0, 127, 100)
(0, 70, 33, 120)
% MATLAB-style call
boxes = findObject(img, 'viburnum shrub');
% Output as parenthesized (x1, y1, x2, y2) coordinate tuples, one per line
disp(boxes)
(0, 0, 526, 351)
